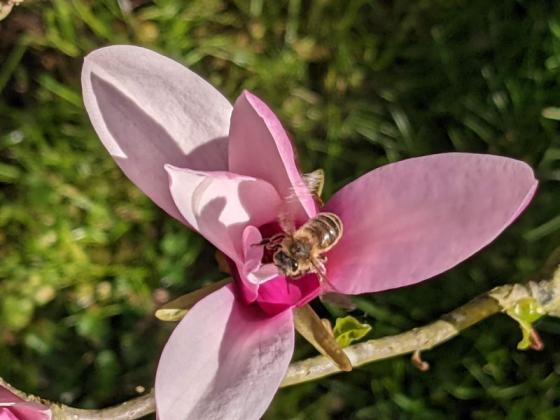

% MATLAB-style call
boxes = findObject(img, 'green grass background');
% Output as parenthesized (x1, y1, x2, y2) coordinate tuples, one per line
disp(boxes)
(1, 0, 560, 418)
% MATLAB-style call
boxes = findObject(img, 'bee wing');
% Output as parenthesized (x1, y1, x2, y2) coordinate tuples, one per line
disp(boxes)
(302, 168, 325, 201)
(279, 168, 325, 232)
(279, 181, 310, 233)
(277, 203, 296, 233)
(320, 292, 356, 311)
(311, 260, 354, 309)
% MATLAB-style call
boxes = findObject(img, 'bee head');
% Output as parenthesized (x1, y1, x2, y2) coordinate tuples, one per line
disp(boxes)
(273, 250, 299, 276)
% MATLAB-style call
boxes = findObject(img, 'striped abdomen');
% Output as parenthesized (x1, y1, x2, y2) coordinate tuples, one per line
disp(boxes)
(298, 212, 343, 252)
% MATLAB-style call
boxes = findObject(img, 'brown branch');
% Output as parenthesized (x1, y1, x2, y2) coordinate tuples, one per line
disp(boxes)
(282, 265, 560, 386)
(0, 376, 155, 420)
(2, 264, 559, 419)
(281, 294, 500, 386)
(49, 390, 156, 420)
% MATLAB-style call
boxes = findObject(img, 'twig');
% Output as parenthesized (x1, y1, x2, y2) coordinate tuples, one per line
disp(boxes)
(281, 267, 560, 386)
(282, 265, 560, 386)
(49, 390, 156, 420)
(282, 293, 500, 386)
(2, 264, 559, 419)
(0, 377, 155, 420)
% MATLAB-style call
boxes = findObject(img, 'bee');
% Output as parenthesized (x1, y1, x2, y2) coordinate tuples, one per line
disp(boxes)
(273, 212, 343, 280)
(257, 169, 342, 285)
(261, 211, 342, 286)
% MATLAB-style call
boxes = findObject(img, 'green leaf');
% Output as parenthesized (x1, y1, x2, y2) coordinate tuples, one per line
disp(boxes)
(333, 315, 372, 348)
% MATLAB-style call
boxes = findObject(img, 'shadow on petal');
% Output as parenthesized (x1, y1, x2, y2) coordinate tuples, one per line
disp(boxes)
(167, 166, 282, 262)
(155, 285, 294, 420)
(89, 73, 228, 223)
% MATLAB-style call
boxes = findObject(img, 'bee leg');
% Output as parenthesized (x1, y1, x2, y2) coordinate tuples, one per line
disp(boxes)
(290, 267, 311, 281)
(252, 233, 285, 250)
(311, 258, 336, 290)
(267, 233, 286, 250)
(313, 258, 327, 275)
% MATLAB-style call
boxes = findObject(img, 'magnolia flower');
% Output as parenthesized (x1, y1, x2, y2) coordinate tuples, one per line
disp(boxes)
(82, 45, 537, 420)
(0, 385, 51, 420)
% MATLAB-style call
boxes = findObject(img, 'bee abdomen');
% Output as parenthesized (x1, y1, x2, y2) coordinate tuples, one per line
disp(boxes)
(303, 212, 343, 250)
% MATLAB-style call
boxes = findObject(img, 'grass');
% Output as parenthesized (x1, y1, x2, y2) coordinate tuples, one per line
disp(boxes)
(1, 0, 560, 418)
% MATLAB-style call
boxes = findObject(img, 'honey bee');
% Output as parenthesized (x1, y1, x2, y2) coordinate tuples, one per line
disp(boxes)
(263, 212, 343, 285)
(257, 169, 342, 285)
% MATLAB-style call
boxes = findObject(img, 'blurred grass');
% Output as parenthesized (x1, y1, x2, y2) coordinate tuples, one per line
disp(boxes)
(1, 0, 560, 418)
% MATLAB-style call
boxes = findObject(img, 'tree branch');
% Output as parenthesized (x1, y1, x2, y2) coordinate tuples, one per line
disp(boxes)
(282, 293, 502, 386)
(49, 390, 156, 420)
(2, 264, 559, 419)
(283, 263, 560, 386)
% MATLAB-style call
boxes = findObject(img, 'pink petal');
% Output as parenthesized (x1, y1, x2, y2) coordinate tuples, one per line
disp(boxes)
(257, 274, 320, 315)
(236, 225, 265, 303)
(0, 386, 51, 420)
(82, 45, 232, 224)
(155, 285, 294, 420)
(246, 263, 280, 286)
(0, 411, 18, 420)
(228, 91, 316, 223)
(324, 153, 537, 295)
(166, 166, 282, 263)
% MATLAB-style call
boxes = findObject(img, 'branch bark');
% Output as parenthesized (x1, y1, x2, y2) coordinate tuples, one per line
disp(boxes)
(49, 390, 156, 420)
(2, 264, 559, 419)
(283, 263, 560, 386)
